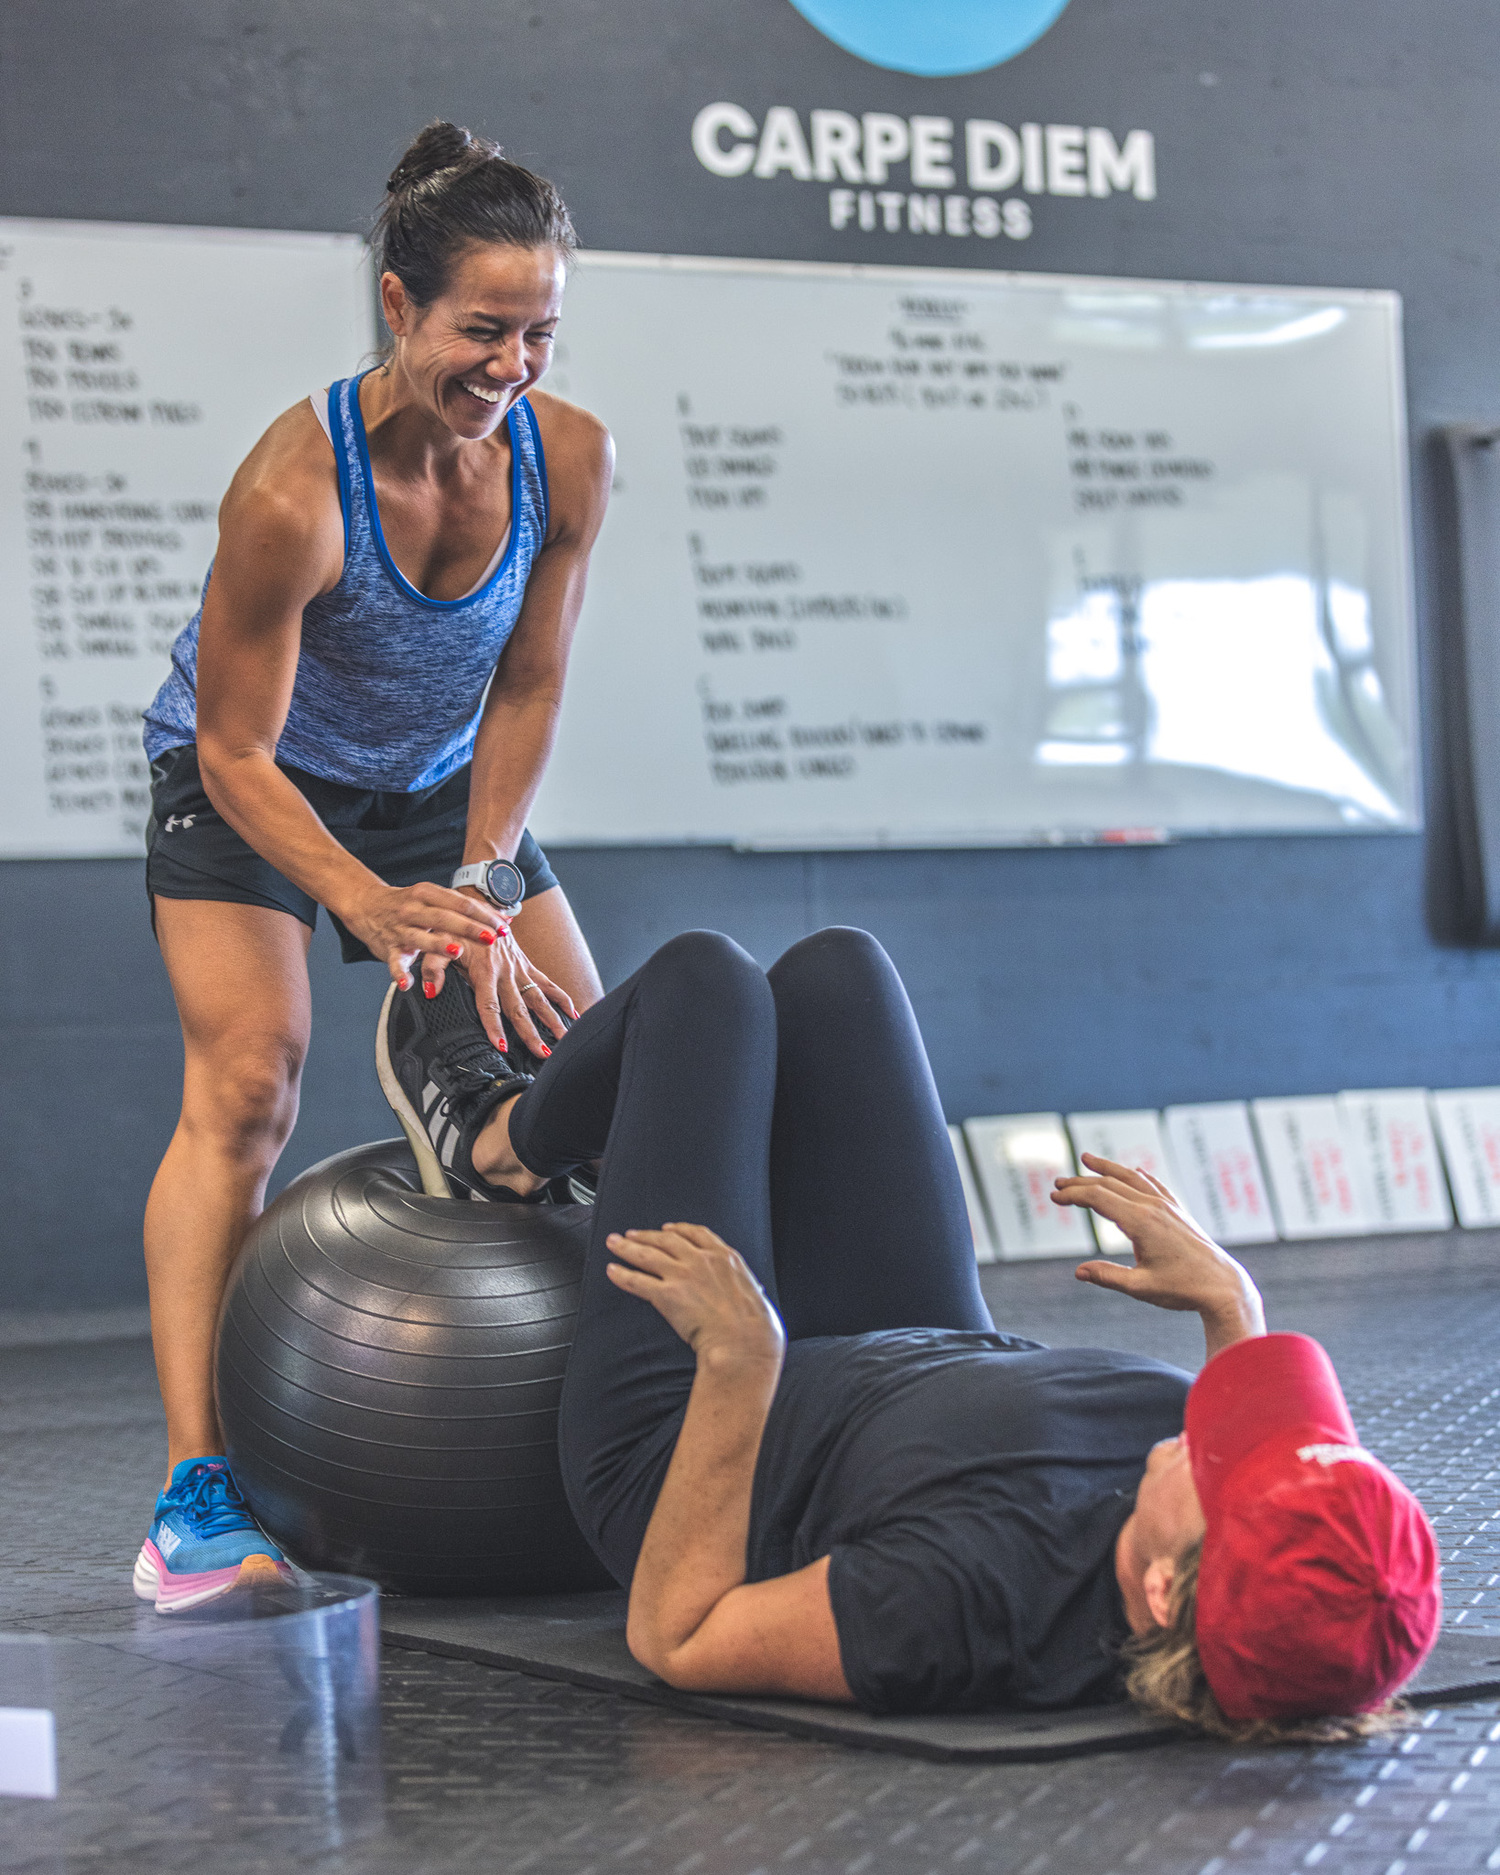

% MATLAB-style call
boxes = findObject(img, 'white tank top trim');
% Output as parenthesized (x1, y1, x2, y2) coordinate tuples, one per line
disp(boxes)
(309, 391, 512, 602)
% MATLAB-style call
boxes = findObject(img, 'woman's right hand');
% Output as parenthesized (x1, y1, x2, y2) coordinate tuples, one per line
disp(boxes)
(343, 880, 505, 989)
(605, 1225, 786, 1372)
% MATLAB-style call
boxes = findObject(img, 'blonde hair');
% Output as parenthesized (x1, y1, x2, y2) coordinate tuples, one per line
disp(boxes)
(1122, 1538, 1408, 1744)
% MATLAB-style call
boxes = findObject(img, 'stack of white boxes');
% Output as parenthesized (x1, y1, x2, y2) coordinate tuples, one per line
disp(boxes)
(950, 1087, 1478, 1261)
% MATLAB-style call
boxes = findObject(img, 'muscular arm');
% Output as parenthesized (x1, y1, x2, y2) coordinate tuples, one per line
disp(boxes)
(461, 393, 614, 868)
(193, 405, 501, 973)
(1051, 1155, 1267, 1361)
(193, 404, 368, 909)
(411, 395, 614, 1047)
(607, 1226, 853, 1702)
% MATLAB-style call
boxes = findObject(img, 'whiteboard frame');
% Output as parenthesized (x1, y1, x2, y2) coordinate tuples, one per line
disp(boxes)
(550, 249, 1421, 852)
(0, 230, 1422, 858)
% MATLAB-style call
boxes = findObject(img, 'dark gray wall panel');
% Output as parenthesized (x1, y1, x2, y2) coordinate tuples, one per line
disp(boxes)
(1432, 427, 1500, 942)
(2, 0, 1499, 1308)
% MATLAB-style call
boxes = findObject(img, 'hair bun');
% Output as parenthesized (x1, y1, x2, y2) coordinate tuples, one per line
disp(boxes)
(387, 121, 498, 194)
(374, 121, 575, 309)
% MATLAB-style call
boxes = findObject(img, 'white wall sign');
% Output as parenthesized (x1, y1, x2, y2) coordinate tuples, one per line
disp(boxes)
(1337, 1089, 1453, 1233)
(948, 1122, 996, 1263)
(962, 1113, 1094, 1260)
(688, 102, 1159, 252)
(1251, 1095, 1369, 1241)
(1161, 1102, 1277, 1246)
(1064, 1109, 1176, 1255)
(535, 250, 1419, 850)
(1429, 1089, 1500, 1229)
(0, 218, 372, 858)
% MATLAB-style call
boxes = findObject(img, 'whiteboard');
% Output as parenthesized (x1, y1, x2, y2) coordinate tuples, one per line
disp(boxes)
(0, 218, 371, 859)
(533, 252, 1419, 848)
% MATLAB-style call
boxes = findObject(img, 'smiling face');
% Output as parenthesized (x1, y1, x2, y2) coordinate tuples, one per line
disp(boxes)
(379, 241, 567, 440)
(1115, 1435, 1208, 1634)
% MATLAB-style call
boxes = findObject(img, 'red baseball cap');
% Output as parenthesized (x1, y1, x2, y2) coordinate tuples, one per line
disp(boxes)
(1185, 1333, 1440, 1722)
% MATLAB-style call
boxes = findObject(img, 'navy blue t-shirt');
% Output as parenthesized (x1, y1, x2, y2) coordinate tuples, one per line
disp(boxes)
(746, 1330, 1192, 1715)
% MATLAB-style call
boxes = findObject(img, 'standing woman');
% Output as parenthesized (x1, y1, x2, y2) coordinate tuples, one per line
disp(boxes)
(132, 122, 613, 1611)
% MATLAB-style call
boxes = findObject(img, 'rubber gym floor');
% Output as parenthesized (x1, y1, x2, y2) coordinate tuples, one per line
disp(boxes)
(5, 1230, 1500, 1875)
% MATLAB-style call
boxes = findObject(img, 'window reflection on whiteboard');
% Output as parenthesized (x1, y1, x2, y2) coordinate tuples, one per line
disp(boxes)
(1038, 388, 1411, 829)
(1142, 577, 1402, 821)
(1038, 571, 1406, 824)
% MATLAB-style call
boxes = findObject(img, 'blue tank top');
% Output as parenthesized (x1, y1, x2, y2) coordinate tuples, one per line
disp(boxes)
(142, 371, 549, 791)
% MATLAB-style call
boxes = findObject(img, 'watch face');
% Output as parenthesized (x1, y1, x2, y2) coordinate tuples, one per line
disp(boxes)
(484, 859, 525, 908)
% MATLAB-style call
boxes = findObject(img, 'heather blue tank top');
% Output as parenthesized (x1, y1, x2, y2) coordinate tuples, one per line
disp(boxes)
(142, 370, 550, 790)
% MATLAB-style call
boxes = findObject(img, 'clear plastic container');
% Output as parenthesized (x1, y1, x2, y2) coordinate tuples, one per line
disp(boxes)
(1, 1573, 382, 1865)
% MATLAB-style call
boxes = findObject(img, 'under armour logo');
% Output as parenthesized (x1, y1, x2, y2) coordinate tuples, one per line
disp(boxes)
(163, 814, 197, 832)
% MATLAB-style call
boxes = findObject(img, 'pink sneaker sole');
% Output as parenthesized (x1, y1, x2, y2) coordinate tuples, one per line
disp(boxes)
(132, 1538, 292, 1613)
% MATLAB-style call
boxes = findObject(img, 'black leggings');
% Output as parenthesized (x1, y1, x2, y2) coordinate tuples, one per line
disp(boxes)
(507, 928, 994, 1587)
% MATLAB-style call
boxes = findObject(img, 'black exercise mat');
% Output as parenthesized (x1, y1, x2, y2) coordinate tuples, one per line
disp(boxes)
(381, 1592, 1500, 1763)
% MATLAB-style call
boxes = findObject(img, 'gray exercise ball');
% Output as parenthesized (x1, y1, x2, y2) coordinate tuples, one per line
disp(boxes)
(216, 1138, 614, 1596)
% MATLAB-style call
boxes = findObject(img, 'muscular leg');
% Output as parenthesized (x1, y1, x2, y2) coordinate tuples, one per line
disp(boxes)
(509, 884, 605, 1012)
(766, 927, 992, 1338)
(145, 899, 312, 1477)
(503, 931, 779, 1582)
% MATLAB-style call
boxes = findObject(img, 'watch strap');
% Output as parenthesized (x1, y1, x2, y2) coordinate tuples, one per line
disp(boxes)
(450, 859, 525, 910)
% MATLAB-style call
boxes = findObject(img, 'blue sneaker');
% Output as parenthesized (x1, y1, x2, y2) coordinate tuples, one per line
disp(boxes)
(132, 1458, 292, 1612)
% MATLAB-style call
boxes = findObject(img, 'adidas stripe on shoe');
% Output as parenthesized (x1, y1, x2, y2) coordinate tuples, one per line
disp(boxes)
(376, 970, 536, 1199)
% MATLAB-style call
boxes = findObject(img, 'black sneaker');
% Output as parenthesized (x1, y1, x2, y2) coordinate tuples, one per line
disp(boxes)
(376, 972, 535, 1200)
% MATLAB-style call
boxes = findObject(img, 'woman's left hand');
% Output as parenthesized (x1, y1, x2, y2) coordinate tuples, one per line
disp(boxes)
(606, 1225, 786, 1370)
(417, 897, 576, 1057)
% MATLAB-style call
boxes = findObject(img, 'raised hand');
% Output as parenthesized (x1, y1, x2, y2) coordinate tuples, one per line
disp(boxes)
(1051, 1154, 1265, 1355)
(605, 1224, 786, 1372)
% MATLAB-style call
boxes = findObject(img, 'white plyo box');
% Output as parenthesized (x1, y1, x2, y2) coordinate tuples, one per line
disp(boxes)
(1337, 1090, 1454, 1232)
(1430, 1089, 1500, 1227)
(1251, 1096, 1369, 1240)
(0, 1707, 56, 1799)
(963, 1114, 1095, 1261)
(1161, 1102, 1278, 1245)
(1064, 1110, 1176, 1256)
(948, 1124, 997, 1264)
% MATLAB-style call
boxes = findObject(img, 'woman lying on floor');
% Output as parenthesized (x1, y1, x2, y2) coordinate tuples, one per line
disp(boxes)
(379, 927, 1441, 1741)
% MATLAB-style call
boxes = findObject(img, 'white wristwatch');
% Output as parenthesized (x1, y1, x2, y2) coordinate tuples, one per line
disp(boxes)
(451, 858, 525, 913)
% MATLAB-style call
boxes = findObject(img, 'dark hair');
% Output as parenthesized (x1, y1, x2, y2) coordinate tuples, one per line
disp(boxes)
(374, 121, 576, 308)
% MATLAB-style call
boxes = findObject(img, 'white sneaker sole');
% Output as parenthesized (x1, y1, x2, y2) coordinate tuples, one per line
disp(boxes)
(376, 981, 457, 1199)
(133, 1540, 291, 1613)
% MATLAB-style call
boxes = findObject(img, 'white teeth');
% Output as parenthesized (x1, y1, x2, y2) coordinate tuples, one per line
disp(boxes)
(462, 381, 501, 404)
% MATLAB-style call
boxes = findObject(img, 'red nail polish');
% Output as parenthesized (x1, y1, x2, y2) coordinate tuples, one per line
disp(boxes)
(480, 930, 497, 946)
(399, 975, 412, 991)
(424, 981, 438, 999)
(446, 943, 461, 957)
(539, 1044, 552, 1057)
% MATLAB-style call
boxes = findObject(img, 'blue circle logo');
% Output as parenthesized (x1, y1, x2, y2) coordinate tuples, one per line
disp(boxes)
(785, 0, 1073, 75)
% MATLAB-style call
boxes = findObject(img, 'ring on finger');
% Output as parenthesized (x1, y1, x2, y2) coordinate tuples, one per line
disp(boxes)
(515, 981, 537, 995)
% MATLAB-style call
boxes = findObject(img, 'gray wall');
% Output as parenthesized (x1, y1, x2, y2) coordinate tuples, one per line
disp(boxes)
(3, 0, 1498, 1309)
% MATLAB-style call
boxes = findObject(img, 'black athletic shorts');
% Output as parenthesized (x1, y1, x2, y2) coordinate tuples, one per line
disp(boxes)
(144, 743, 560, 965)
